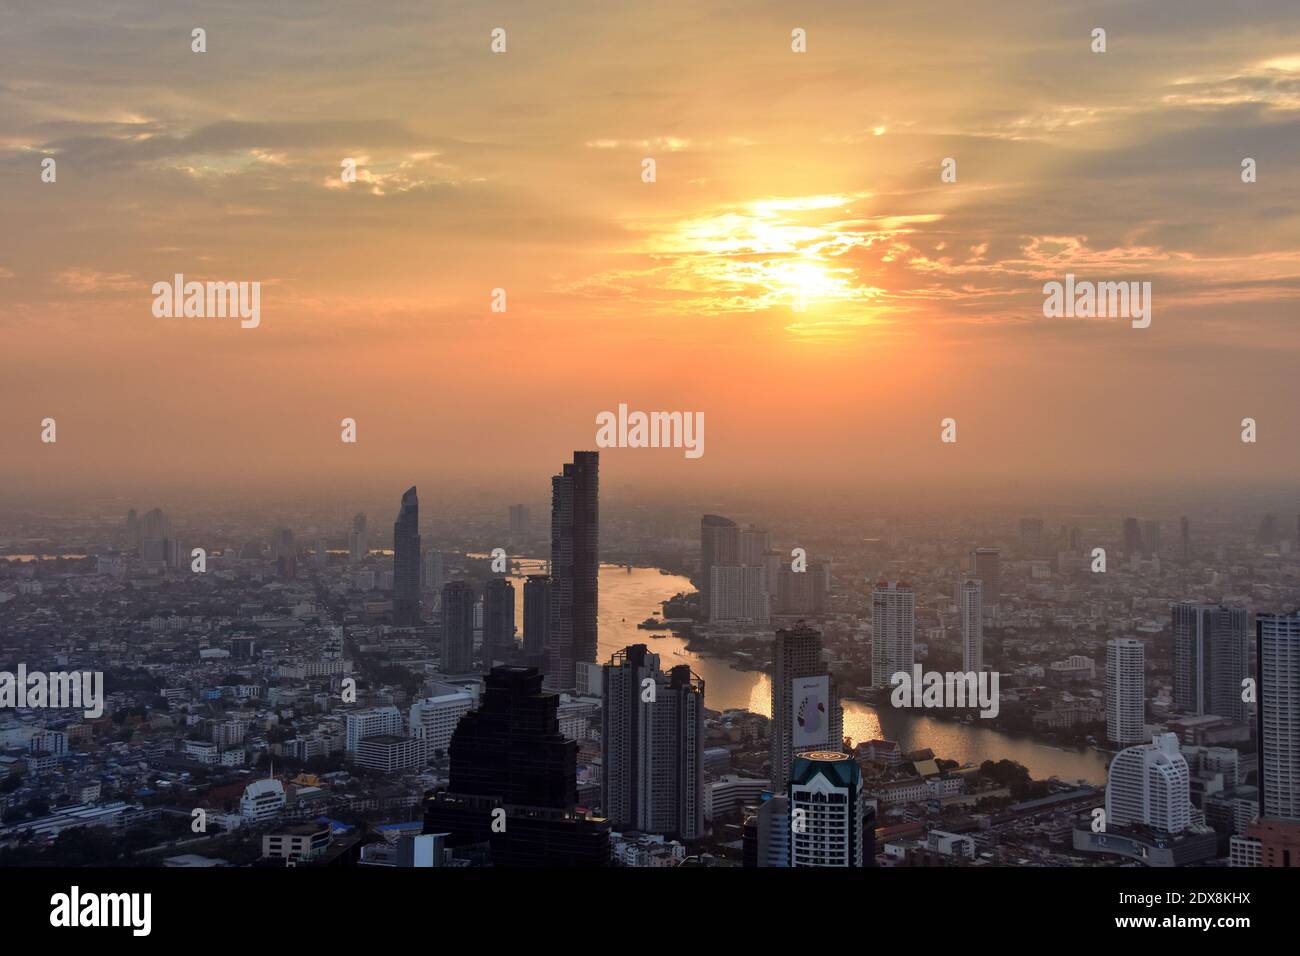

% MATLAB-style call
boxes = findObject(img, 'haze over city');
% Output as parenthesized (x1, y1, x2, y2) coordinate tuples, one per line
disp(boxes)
(0, 2, 1295, 930)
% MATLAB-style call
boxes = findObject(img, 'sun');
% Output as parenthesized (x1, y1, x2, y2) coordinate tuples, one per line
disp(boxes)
(769, 259, 843, 307)
(637, 192, 886, 323)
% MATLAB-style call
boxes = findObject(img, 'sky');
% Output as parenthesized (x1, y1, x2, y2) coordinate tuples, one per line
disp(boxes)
(1, 0, 1298, 499)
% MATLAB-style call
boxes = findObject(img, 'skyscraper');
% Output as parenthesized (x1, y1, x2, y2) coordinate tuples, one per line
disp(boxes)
(1141, 519, 1161, 558)
(959, 578, 983, 672)
(508, 503, 530, 543)
(1105, 733, 1192, 834)
(441, 581, 476, 673)
(1180, 516, 1191, 561)
(788, 751, 871, 867)
(271, 527, 296, 579)
(709, 565, 769, 624)
(970, 548, 1000, 620)
(392, 487, 421, 626)
(139, 507, 176, 568)
(1257, 612, 1300, 821)
(349, 512, 368, 564)
(700, 514, 740, 622)
(523, 574, 551, 660)
(1172, 604, 1249, 722)
(423, 666, 610, 866)
(1106, 638, 1146, 745)
(482, 577, 516, 667)
(739, 526, 770, 566)
(422, 548, 444, 592)
(1122, 517, 1142, 556)
(601, 644, 704, 840)
(1258, 514, 1279, 547)
(548, 451, 599, 691)
(770, 623, 843, 792)
(871, 582, 915, 688)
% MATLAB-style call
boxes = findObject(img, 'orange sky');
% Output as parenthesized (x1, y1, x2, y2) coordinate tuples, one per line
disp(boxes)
(2, 1, 1299, 497)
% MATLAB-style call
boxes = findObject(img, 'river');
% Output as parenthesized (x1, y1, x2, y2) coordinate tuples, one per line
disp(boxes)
(506, 560, 1110, 784)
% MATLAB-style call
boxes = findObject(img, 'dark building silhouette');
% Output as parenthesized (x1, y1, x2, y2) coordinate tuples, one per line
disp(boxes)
(482, 577, 516, 668)
(441, 580, 476, 673)
(392, 486, 421, 625)
(1258, 514, 1279, 547)
(970, 547, 1000, 608)
(547, 451, 599, 690)
(126, 509, 140, 551)
(272, 527, 297, 579)
(1122, 517, 1142, 556)
(523, 574, 551, 662)
(423, 666, 609, 866)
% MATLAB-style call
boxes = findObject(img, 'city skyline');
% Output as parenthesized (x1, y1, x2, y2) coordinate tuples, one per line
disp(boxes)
(0, 0, 1296, 914)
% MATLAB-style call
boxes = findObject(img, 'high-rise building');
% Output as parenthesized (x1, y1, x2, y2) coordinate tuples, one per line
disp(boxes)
(762, 551, 783, 613)
(959, 578, 983, 672)
(1106, 638, 1146, 745)
(774, 559, 832, 616)
(508, 504, 530, 542)
(743, 793, 790, 868)
(709, 565, 769, 624)
(271, 527, 296, 579)
(548, 451, 599, 691)
(1141, 519, 1161, 558)
(1258, 612, 1300, 821)
(392, 487, 421, 626)
(444, 666, 575, 806)
(523, 574, 551, 659)
(423, 666, 610, 866)
(140, 507, 172, 544)
(1172, 604, 1249, 722)
(700, 514, 740, 622)
(139, 508, 177, 569)
(482, 577, 516, 667)
(770, 623, 843, 792)
(441, 581, 476, 673)
(1106, 733, 1192, 834)
(1180, 516, 1191, 561)
(1258, 514, 1279, 547)
(126, 509, 140, 551)
(422, 549, 444, 592)
(601, 644, 704, 840)
(871, 582, 915, 688)
(970, 548, 1000, 617)
(788, 751, 872, 867)
(349, 512, 368, 564)
(739, 526, 770, 566)
(1122, 517, 1142, 556)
